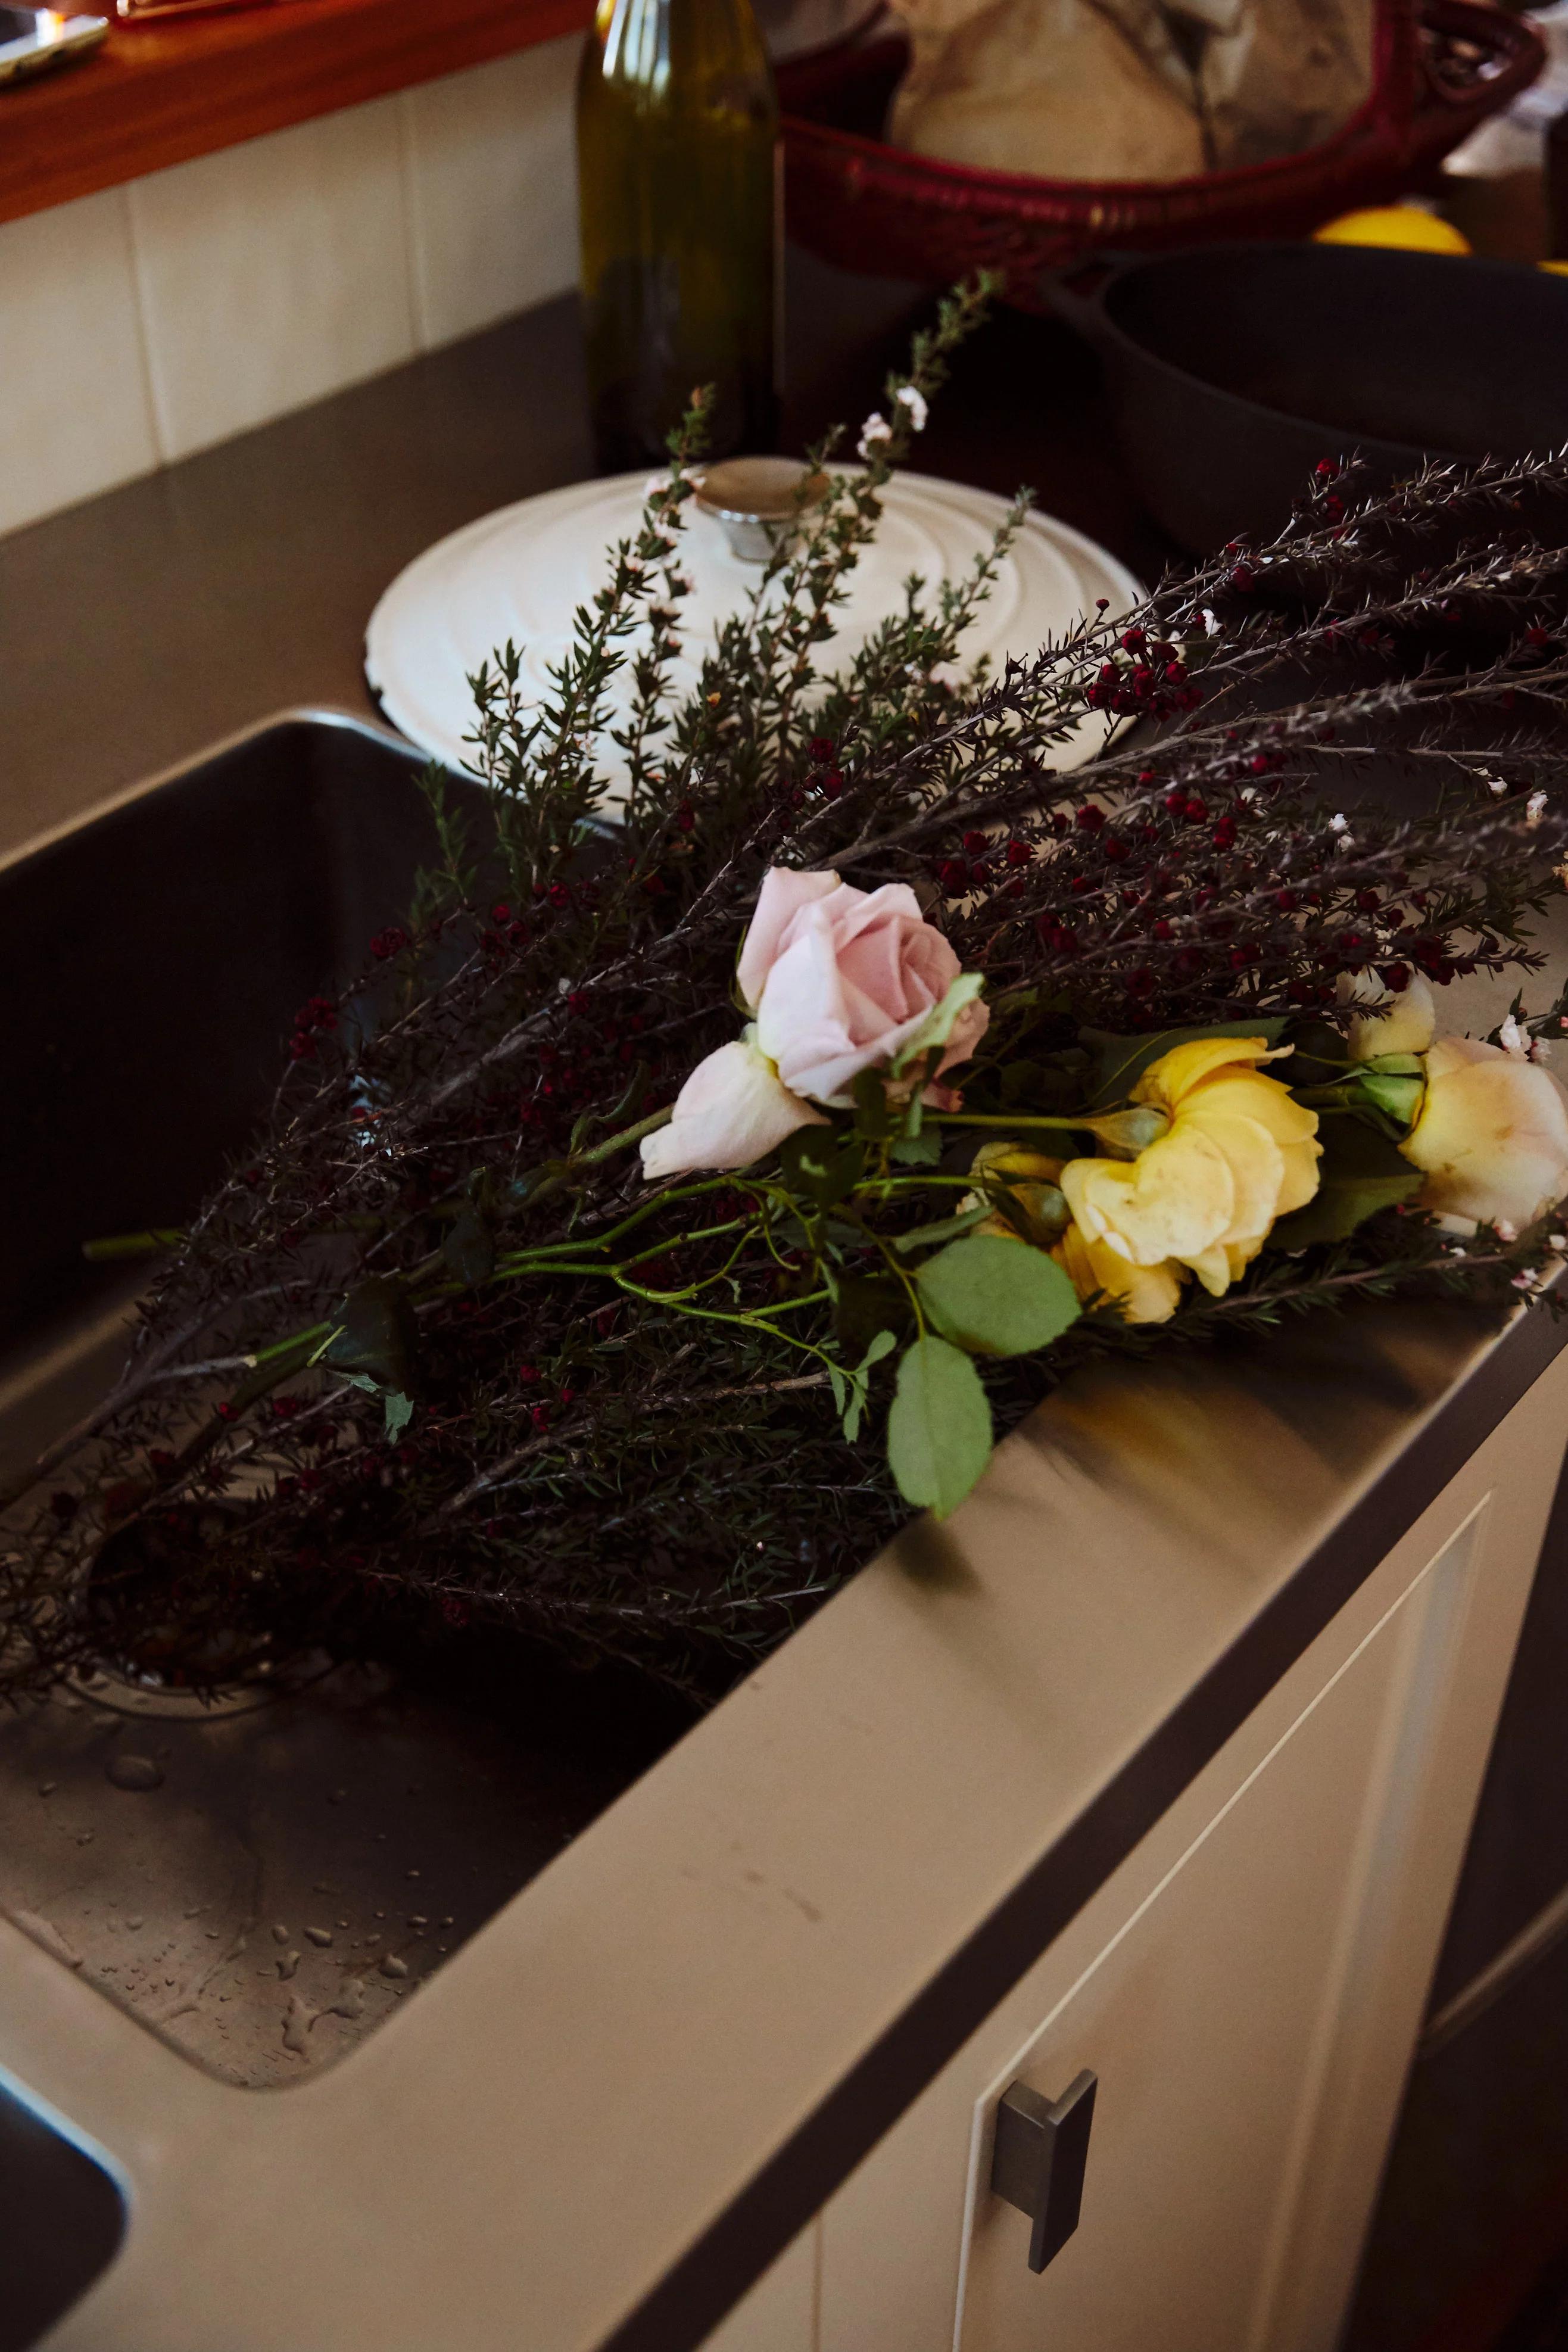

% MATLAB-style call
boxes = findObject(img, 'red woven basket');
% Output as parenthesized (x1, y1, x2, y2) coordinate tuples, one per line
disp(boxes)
(778, 0, 1545, 303)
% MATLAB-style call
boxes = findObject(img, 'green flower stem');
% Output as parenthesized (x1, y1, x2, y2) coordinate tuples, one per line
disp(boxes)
(930, 1111, 1091, 1132)
(81, 1228, 188, 1263)
(251, 1321, 332, 1367)
(513, 1104, 675, 1218)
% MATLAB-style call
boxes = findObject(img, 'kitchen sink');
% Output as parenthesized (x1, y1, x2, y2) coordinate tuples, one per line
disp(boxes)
(0, 2068, 124, 2352)
(0, 714, 693, 2089)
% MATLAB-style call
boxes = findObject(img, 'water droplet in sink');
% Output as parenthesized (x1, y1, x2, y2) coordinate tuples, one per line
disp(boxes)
(282, 1996, 314, 2055)
(271, 1924, 289, 1943)
(304, 1926, 333, 1947)
(105, 1754, 164, 1792)
(380, 1954, 409, 1979)
(278, 1951, 301, 1980)
(125, 1914, 145, 1930)
(322, 1978, 366, 2023)
(36, 1782, 57, 1797)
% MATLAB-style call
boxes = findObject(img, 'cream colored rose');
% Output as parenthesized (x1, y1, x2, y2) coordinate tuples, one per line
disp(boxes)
(1060, 1036, 1321, 1300)
(1338, 968, 1437, 1061)
(1401, 1035, 1568, 1231)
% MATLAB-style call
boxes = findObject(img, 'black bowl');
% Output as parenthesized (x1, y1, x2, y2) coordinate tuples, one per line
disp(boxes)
(1041, 242, 1568, 552)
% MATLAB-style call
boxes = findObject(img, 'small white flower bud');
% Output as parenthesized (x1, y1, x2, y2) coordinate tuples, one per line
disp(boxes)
(895, 385, 929, 432)
(857, 412, 893, 459)
(1528, 791, 1549, 826)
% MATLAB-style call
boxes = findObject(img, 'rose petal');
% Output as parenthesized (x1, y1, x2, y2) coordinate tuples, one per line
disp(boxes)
(1056, 1221, 1183, 1324)
(1340, 968, 1437, 1061)
(736, 870, 840, 1011)
(1181, 1068, 1321, 1217)
(640, 1040, 828, 1180)
(1182, 1109, 1286, 1245)
(1133, 1035, 1283, 1111)
(1402, 1035, 1568, 1228)
(1062, 1129, 1235, 1265)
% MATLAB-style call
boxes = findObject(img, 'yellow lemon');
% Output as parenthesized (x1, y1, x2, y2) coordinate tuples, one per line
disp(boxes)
(1541, 260, 1568, 277)
(1314, 206, 1471, 256)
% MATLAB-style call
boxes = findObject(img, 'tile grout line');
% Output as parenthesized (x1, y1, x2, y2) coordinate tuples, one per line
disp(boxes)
(121, 177, 174, 470)
(396, 89, 434, 357)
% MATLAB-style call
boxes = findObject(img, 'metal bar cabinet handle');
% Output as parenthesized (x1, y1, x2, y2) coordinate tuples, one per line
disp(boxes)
(990, 2068, 1098, 2274)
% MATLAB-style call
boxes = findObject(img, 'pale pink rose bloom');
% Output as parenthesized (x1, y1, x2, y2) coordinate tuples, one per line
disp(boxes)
(640, 867, 989, 1180)
(1402, 1033, 1568, 1231)
(640, 1038, 827, 1182)
(746, 870, 990, 1105)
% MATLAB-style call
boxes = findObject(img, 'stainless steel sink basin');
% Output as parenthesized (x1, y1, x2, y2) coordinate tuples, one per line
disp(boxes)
(0, 715, 692, 2090)
(0, 2069, 124, 2350)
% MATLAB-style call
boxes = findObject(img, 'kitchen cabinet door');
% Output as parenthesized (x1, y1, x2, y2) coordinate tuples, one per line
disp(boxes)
(818, 1349, 1568, 2352)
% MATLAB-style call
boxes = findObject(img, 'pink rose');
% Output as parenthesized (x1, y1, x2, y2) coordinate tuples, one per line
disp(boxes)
(640, 867, 990, 1181)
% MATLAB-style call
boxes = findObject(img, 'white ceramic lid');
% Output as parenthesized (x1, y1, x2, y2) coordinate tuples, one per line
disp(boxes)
(364, 470, 1144, 805)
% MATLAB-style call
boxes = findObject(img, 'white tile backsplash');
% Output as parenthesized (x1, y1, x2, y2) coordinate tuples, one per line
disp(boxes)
(0, 39, 582, 535)
(0, 186, 159, 538)
(404, 35, 582, 351)
(129, 95, 417, 462)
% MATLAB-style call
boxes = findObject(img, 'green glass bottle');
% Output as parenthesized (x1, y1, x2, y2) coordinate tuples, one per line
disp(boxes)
(576, 0, 780, 470)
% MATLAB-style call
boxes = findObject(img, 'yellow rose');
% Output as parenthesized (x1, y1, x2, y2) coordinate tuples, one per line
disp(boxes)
(1059, 1036, 1322, 1300)
(1401, 1035, 1568, 1232)
(1055, 1219, 1183, 1325)
(961, 1139, 1180, 1322)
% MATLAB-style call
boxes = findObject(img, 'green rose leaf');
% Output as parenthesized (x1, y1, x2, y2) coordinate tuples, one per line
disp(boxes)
(1270, 1117, 1422, 1248)
(324, 1276, 420, 1395)
(887, 1335, 994, 1517)
(852, 1069, 894, 1142)
(914, 1232, 1081, 1356)
(891, 1204, 992, 1255)
(890, 971, 987, 1078)
(441, 1201, 496, 1286)
(778, 1126, 864, 1207)
(1084, 1017, 1288, 1110)
(383, 1390, 416, 1442)
(833, 1273, 913, 1354)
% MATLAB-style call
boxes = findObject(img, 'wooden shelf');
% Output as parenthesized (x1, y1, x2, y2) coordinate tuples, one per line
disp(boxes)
(0, 0, 592, 226)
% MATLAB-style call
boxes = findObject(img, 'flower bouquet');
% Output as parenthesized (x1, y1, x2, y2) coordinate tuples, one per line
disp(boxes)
(8, 279, 1568, 1706)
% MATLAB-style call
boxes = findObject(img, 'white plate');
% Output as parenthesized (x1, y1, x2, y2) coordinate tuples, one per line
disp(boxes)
(364, 470, 1144, 805)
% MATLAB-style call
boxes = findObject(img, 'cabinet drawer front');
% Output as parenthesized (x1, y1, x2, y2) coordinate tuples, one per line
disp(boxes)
(818, 1348, 1568, 2352)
